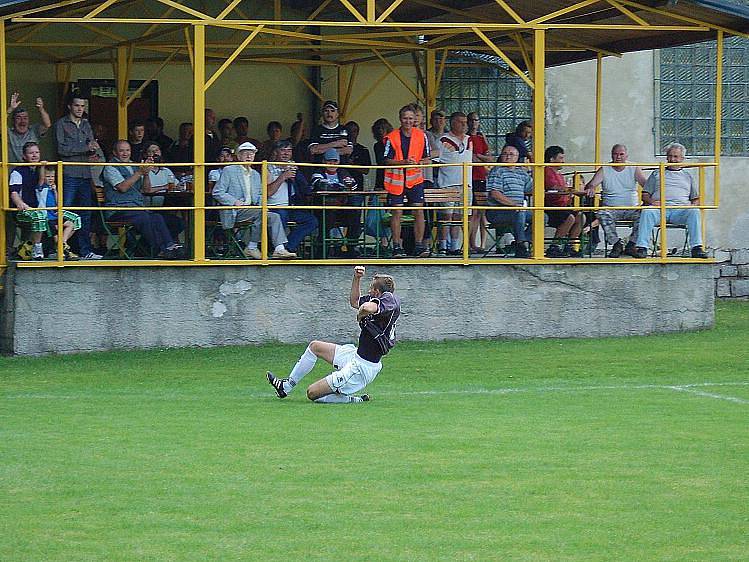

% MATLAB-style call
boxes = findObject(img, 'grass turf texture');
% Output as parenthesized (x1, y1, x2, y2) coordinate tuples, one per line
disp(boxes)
(1, 302, 748, 561)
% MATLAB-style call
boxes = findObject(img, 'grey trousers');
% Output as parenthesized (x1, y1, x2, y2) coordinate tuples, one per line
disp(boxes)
(233, 209, 288, 248)
(596, 208, 640, 245)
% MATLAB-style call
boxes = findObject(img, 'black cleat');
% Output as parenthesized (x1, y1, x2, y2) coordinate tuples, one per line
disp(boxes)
(266, 371, 288, 398)
(360, 394, 370, 402)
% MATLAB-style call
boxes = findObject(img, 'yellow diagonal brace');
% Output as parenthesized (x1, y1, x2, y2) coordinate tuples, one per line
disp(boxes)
(204, 25, 264, 91)
(371, 49, 425, 102)
(494, 0, 525, 24)
(126, 48, 180, 105)
(77, 22, 125, 42)
(617, 0, 749, 39)
(13, 22, 50, 43)
(556, 38, 622, 58)
(342, 64, 357, 118)
(338, 0, 367, 24)
(145, 5, 176, 36)
(529, 0, 600, 25)
(287, 65, 324, 100)
(377, 0, 405, 23)
(217, 0, 243, 20)
(605, 0, 649, 26)
(2, 0, 88, 20)
(154, 0, 211, 20)
(348, 68, 390, 115)
(513, 33, 533, 76)
(472, 27, 534, 89)
(183, 27, 194, 70)
(84, 0, 120, 19)
(408, 0, 495, 23)
(435, 48, 448, 90)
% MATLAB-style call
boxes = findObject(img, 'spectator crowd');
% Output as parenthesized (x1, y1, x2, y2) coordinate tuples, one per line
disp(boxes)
(6, 91, 708, 261)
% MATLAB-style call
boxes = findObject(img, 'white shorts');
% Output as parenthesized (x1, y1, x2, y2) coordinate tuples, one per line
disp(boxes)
(325, 344, 382, 395)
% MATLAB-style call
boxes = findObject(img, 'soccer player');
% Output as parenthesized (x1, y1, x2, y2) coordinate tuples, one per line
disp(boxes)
(267, 266, 400, 403)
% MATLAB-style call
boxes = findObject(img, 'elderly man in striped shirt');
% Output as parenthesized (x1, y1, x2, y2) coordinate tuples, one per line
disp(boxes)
(485, 145, 533, 258)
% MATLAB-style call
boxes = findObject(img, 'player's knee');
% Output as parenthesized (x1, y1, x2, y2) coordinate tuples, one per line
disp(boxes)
(306, 387, 316, 401)
(308, 340, 323, 356)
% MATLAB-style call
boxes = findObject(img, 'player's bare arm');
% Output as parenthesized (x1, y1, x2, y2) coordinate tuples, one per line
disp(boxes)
(357, 302, 378, 321)
(350, 265, 365, 308)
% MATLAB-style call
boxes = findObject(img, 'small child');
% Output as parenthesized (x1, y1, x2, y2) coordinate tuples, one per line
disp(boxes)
(36, 166, 82, 260)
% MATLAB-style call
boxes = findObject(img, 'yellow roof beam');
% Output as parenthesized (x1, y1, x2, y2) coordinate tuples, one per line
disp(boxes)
(287, 64, 324, 100)
(126, 47, 180, 105)
(371, 48, 425, 102)
(216, 0, 245, 21)
(377, 0, 406, 23)
(529, 0, 601, 25)
(153, 0, 211, 21)
(84, 0, 122, 19)
(493, 0, 525, 24)
(204, 25, 264, 90)
(617, 0, 749, 39)
(2, 0, 89, 21)
(472, 27, 534, 89)
(604, 0, 650, 26)
(338, 0, 367, 24)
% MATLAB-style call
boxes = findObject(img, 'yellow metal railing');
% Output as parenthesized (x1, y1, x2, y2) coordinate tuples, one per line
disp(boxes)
(0, 159, 719, 268)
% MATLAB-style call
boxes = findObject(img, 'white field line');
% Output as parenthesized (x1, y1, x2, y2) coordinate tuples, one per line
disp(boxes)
(666, 386, 749, 404)
(5, 381, 748, 403)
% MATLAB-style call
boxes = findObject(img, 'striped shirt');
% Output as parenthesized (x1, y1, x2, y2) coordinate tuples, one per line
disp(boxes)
(486, 166, 533, 206)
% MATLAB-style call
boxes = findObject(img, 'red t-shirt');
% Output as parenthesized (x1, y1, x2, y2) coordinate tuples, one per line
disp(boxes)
(470, 134, 489, 181)
(544, 166, 571, 206)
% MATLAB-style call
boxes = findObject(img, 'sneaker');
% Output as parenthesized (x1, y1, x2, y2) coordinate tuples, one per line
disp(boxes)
(414, 244, 431, 257)
(608, 240, 624, 258)
(16, 241, 34, 260)
(266, 371, 287, 398)
(563, 245, 583, 258)
(244, 247, 262, 259)
(392, 245, 407, 257)
(63, 243, 78, 260)
(691, 245, 708, 259)
(272, 247, 297, 259)
(633, 246, 648, 259)
(437, 247, 448, 257)
(448, 249, 463, 256)
(81, 252, 103, 260)
(515, 243, 530, 258)
(546, 244, 563, 258)
(31, 245, 44, 260)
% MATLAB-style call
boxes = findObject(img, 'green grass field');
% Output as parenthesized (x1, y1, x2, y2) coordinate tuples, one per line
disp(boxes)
(2, 302, 748, 561)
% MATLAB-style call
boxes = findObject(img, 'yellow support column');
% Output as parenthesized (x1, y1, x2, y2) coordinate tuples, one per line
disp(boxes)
(193, 24, 206, 262)
(0, 20, 7, 269)
(116, 45, 129, 138)
(531, 29, 545, 260)
(425, 49, 436, 118)
(595, 53, 603, 164)
(714, 30, 723, 207)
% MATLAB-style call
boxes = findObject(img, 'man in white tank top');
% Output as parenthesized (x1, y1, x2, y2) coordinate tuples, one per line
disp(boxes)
(584, 144, 648, 258)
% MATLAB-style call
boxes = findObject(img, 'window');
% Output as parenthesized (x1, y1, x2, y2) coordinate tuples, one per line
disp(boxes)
(437, 63, 531, 154)
(657, 36, 749, 156)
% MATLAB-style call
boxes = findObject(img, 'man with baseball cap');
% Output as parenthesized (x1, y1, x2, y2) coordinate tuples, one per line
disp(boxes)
(212, 142, 296, 259)
(307, 100, 353, 164)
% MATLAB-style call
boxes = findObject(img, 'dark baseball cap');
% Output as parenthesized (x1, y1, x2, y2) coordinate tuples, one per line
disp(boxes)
(322, 100, 339, 111)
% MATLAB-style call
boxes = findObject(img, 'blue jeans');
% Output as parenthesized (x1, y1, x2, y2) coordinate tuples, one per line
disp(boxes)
(62, 176, 93, 255)
(636, 207, 702, 249)
(486, 208, 531, 243)
(271, 208, 318, 253)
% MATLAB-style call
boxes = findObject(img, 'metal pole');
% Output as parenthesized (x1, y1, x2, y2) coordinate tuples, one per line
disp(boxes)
(714, 30, 723, 206)
(462, 161, 469, 263)
(56, 160, 64, 265)
(658, 162, 667, 260)
(595, 53, 603, 164)
(116, 45, 129, 139)
(261, 160, 268, 262)
(531, 29, 545, 259)
(193, 24, 206, 262)
(425, 48, 436, 118)
(0, 20, 7, 269)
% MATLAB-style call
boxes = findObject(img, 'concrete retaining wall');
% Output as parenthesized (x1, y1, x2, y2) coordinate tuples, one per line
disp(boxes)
(1, 264, 715, 356)
(714, 249, 749, 299)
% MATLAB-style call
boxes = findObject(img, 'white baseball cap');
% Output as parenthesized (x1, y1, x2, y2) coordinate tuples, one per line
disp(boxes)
(237, 142, 257, 152)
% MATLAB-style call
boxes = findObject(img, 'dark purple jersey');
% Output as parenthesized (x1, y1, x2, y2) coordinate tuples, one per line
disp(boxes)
(357, 292, 400, 363)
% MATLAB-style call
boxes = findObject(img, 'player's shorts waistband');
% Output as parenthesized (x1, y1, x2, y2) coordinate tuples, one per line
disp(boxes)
(356, 353, 382, 368)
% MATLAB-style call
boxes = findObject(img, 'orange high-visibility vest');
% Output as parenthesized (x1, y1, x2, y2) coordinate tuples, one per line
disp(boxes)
(383, 129, 426, 196)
